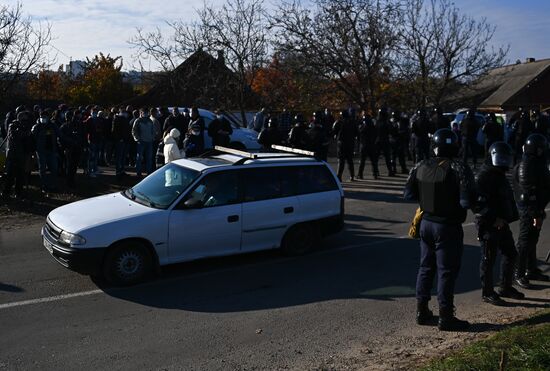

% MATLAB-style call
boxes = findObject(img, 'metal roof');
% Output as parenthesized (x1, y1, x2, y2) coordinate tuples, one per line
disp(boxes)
(449, 59, 550, 110)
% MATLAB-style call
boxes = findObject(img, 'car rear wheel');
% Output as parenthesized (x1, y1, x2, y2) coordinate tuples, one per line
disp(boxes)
(103, 241, 152, 285)
(281, 224, 319, 256)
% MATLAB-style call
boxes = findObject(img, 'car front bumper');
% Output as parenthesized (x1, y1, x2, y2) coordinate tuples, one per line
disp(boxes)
(42, 226, 106, 276)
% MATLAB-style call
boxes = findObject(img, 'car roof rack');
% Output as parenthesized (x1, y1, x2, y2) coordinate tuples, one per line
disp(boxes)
(203, 145, 318, 166)
(271, 145, 316, 157)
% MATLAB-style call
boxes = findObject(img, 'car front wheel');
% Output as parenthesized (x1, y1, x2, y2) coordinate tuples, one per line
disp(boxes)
(103, 241, 151, 285)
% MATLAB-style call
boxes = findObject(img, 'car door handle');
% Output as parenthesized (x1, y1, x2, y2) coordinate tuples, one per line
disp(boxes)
(227, 215, 239, 223)
(284, 207, 294, 214)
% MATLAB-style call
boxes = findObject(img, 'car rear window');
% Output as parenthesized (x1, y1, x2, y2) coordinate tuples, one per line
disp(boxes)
(281, 165, 338, 196)
(242, 165, 338, 203)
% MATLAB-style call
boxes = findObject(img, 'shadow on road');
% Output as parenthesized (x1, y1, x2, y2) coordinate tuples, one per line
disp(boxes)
(0, 282, 24, 293)
(99, 233, 510, 316)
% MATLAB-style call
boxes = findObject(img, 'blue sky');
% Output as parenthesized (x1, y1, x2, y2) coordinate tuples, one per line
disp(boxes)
(8, 0, 550, 71)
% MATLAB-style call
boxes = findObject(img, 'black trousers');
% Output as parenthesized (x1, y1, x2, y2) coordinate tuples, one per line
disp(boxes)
(2, 154, 25, 197)
(462, 138, 478, 166)
(65, 149, 81, 187)
(358, 146, 378, 177)
(376, 142, 393, 174)
(479, 225, 517, 295)
(516, 213, 542, 276)
(417, 220, 464, 310)
(391, 139, 407, 172)
(337, 149, 355, 180)
(414, 136, 430, 162)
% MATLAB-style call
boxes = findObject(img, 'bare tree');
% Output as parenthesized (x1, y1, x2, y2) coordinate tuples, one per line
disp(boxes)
(129, 0, 268, 126)
(397, 0, 508, 107)
(175, 0, 268, 126)
(0, 2, 53, 104)
(271, 0, 400, 112)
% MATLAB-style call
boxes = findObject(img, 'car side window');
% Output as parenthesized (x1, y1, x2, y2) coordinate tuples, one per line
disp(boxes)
(183, 171, 240, 208)
(243, 168, 282, 202)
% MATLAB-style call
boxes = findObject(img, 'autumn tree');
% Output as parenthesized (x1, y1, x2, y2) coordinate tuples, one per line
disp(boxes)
(27, 68, 66, 103)
(67, 53, 134, 106)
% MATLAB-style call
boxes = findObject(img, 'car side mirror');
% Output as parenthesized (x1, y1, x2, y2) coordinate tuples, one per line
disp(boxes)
(183, 198, 204, 209)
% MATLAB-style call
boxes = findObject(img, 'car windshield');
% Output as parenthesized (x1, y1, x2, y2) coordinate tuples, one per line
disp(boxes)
(123, 163, 199, 209)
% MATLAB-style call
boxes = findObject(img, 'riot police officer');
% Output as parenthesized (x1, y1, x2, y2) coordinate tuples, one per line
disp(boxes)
(411, 109, 430, 162)
(514, 134, 550, 288)
(405, 128, 476, 331)
(287, 114, 308, 149)
(531, 109, 550, 139)
(332, 110, 357, 181)
(482, 113, 503, 156)
(305, 111, 330, 161)
(475, 142, 524, 305)
(513, 110, 534, 163)
(431, 108, 450, 132)
(258, 117, 282, 150)
(375, 108, 394, 176)
(390, 111, 409, 174)
(460, 109, 480, 168)
(357, 111, 378, 179)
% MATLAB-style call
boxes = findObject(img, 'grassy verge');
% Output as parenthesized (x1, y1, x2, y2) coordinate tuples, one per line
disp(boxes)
(421, 311, 550, 371)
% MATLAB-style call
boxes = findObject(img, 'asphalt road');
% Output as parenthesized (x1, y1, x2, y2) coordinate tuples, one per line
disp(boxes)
(1, 167, 549, 370)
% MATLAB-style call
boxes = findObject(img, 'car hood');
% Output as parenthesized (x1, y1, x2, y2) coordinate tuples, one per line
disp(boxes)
(47, 192, 157, 233)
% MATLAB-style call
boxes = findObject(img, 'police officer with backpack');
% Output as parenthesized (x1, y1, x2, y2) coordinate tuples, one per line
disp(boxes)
(513, 133, 550, 288)
(404, 128, 476, 331)
(474, 142, 525, 305)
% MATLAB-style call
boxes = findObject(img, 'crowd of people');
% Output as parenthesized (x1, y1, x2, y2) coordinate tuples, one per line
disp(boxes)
(1, 103, 550, 200)
(252, 106, 550, 182)
(0, 104, 229, 200)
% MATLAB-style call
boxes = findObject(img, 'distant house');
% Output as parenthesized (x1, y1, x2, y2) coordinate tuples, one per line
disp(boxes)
(124, 50, 259, 110)
(448, 58, 550, 113)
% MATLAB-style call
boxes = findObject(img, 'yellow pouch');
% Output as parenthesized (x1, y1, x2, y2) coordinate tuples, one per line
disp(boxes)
(408, 207, 423, 239)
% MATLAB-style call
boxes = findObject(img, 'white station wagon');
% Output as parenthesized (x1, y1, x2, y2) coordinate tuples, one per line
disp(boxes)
(42, 146, 345, 284)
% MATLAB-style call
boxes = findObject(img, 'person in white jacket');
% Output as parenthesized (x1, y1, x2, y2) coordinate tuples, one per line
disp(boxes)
(163, 128, 182, 164)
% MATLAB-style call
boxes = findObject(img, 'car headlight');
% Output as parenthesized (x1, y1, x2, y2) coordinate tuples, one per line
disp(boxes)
(59, 231, 86, 246)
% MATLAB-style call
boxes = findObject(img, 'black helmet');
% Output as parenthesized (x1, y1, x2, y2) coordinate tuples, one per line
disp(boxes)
(294, 113, 304, 124)
(488, 142, 513, 169)
(432, 128, 458, 157)
(523, 133, 548, 157)
(339, 109, 348, 118)
(416, 108, 426, 117)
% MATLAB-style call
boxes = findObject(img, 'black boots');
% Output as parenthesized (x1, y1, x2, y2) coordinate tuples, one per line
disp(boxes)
(482, 292, 505, 306)
(497, 286, 525, 300)
(416, 301, 434, 325)
(437, 307, 470, 331)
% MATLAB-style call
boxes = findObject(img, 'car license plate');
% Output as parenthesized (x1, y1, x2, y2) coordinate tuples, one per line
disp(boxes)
(43, 238, 53, 254)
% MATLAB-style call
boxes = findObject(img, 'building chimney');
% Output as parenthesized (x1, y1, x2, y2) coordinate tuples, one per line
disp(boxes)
(525, 57, 536, 63)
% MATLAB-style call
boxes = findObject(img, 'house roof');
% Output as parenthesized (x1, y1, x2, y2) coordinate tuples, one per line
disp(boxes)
(123, 50, 259, 109)
(450, 59, 550, 110)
